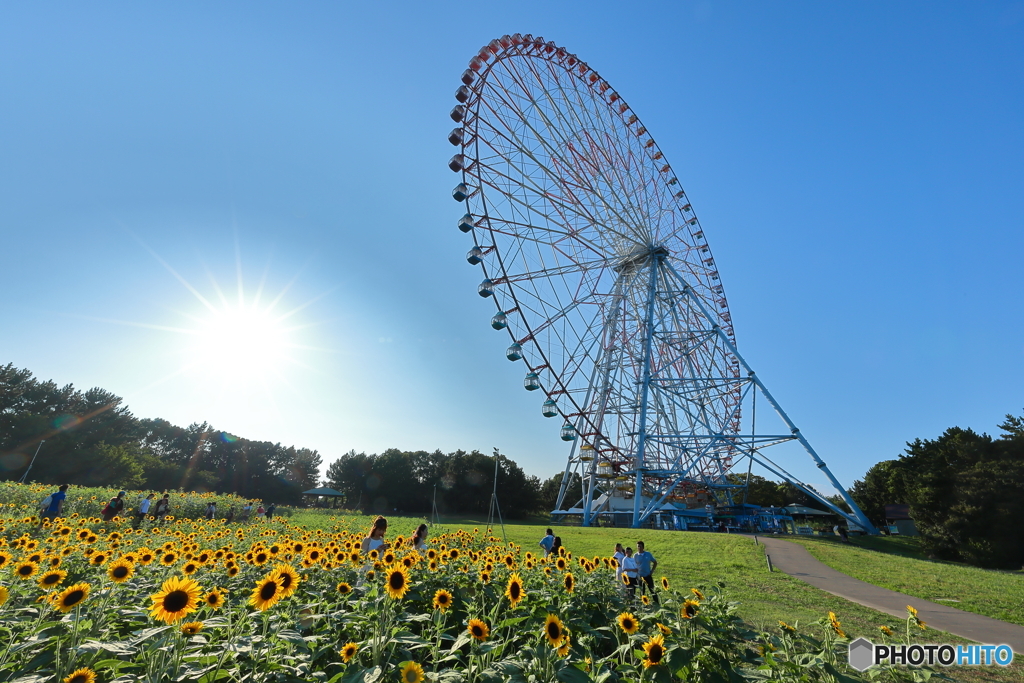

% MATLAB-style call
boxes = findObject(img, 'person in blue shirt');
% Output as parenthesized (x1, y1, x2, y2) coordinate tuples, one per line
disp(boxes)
(539, 528, 555, 557)
(39, 484, 68, 524)
(635, 540, 658, 602)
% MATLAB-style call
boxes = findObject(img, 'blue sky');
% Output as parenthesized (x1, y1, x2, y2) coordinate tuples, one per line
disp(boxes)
(1, 2, 1021, 495)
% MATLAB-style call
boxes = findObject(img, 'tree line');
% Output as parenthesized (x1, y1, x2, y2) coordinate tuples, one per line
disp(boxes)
(847, 412, 1024, 569)
(0, 364, 321, 503)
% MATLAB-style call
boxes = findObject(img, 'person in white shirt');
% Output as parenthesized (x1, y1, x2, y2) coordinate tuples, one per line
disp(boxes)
(620, 546, 639, 601)
(133, 493, 156, 529)
(612, 543, 626, 586)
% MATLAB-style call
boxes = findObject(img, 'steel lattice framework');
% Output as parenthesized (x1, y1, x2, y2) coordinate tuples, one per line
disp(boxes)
(447, 34, 876, 532)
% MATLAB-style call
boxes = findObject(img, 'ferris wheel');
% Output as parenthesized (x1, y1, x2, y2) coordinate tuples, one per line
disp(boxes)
(448, 34, 875, 532)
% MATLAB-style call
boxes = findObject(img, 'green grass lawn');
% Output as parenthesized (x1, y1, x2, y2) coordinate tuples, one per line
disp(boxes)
(784, 535, 1024, 626)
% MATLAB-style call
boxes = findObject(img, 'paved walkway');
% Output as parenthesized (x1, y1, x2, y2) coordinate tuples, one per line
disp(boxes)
(748, 534, 1024, 650)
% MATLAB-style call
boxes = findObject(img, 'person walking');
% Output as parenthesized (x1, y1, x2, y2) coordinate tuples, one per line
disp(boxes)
(265, 503, 276, 521)
(225, 506, 235, 524)
(621, 546, 639, 601)
(39, 484, 68, 525)
(256, 505, 265, 520)
(204, 501, 217, 520)
(635, 540, 659, 603)
(153, 493, 170, 523)
(539, 528, 555, 557)
(101, 491, 126, 522)
(133, 493, 155, 529)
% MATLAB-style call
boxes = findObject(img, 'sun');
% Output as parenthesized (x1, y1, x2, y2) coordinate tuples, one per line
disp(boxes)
(189, 303, 294, 379)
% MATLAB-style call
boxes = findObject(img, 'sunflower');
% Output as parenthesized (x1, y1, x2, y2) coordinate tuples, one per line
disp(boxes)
(271, 565, 300, 598)
(426, 549, 437, 560)
(878, 625, 894, 637)
(205, 589, 225, 609)
(160, 551, 178, 566)
(53, 582, 91, 612)
(467, 618, 489, 641)
(63, 668, 96, 683)
(778, 621, 795, 634)
(479, 571, 490, 584)
(149, 576, 202, 624)
(89, 553, 108, 566)
(384, 564, 411, 600)
(107, 558, 135, 583)
(906, 605, 918, 618)
(641, 634, 665, 668)
(365, 570, 375, 581)
(0, 552, 11, 569)
(555, 557, 567, 571)
(226, 565, 240, 577)
(641, 594, 651, 606)
(14, 561, 39, 579)
(557, 632, 571, 657)
(617, 612, 639, 634)
(182, 561, 200, 575)
(505, 573, 525, 608)
(691, 587, 705, 600)
(336, 582, 352, 595)
(250, 575, 283, 611)
(433, 589, 453, 611)
(0, 585, 8, 607)
(400, 661, 424, 683)
(543, 613, 565, 647)
(181, 621, 204, 635)
(38, 569, 67, 590)
(681, 600, 699, 619)
(660, 576, 670, 590)
(656, 622, 672, 636)
(563, 572, 575, 594)
(340, 642, 359, 663)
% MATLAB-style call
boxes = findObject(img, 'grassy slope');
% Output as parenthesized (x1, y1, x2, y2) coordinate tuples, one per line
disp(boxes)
(784, 535, 1024, 626)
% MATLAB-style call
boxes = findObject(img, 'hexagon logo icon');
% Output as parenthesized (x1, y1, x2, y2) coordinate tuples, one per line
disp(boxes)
(848, 637, 874, 672)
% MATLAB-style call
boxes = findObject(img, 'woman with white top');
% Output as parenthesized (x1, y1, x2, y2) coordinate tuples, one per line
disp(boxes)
(620, 546, 639, 602)
(410, 523, 429, 554)
(360, 516, 389, 554)
(612, 543, 626, 587)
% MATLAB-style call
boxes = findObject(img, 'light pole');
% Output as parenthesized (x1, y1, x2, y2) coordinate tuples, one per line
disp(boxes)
(487, 447, 507, 542)
(18, 440, 45, 484)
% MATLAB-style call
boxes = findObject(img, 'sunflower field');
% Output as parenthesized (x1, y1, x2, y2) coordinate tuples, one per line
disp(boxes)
(0, 487, 935, 683)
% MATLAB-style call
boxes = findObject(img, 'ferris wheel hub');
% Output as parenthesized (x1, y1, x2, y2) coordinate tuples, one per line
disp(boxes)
(613, 244, 669, 273)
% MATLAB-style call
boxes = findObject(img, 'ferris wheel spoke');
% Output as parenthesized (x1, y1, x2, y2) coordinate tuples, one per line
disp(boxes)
(476, 68, 653, 247)
(514, 56, 654, 241)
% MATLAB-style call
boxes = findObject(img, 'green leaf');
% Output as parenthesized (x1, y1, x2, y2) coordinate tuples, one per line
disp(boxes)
(555, 664, 592, 683)
(495, 616, 530, 629)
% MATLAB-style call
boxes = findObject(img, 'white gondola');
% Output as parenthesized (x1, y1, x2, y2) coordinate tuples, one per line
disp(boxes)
(478, 279, 494, 297)
(506, 343, 523, 361)
(491, 312, 507, 329)
(524, 372, 541, 391)
(466, 246, 483, 265)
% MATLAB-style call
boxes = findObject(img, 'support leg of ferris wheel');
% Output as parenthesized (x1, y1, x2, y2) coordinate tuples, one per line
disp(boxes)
(631, 254, 664, 529)
(555, 275, 626, 527)
(662, 262, 878, 534)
